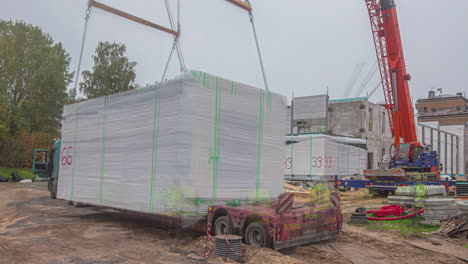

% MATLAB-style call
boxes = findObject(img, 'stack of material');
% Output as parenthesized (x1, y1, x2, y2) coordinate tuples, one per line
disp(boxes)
(283, 182, 308, 193)
(284, 134, 366, 178)
(57, 70, 286, 225)
(458, 201, 468, 213)
(436, 213, 468, 238)
(423, 198, 458, 225)
(388, 185, 446, 206)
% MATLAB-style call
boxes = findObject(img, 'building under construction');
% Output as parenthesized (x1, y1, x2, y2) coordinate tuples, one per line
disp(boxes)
(288, 94, 467, 179)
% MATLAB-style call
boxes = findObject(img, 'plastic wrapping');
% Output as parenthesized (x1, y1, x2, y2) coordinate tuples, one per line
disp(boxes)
(284, 134, 367, 177)
(57, 70, 286, 224)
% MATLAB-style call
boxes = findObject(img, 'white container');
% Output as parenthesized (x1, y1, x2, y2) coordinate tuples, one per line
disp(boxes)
(284, 134, 367, 177)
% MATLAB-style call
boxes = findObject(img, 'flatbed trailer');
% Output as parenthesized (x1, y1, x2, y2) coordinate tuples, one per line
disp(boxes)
(34, 142, 343, 250)
(209, 192, 342, 250)
(334, 176, 456, 195)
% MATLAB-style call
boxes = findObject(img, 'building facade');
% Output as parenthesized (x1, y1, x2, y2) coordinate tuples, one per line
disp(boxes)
(327, 98, 393, 170)
(416, 90, 468, 178)
(416, 91, 468, 126)
(289, 96, 393, 170)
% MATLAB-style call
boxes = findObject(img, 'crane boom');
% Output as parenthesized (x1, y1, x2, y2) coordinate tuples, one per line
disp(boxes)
(337, 0, 450, 195)
(364, 0, 417, 149)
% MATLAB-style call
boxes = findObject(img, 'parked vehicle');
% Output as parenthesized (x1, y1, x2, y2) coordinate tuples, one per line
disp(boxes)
(34, 142, 342, 250)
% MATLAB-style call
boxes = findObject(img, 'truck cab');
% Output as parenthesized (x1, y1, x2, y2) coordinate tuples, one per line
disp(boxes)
(391, 142, 438, 173)
(32, 140, 61, 198)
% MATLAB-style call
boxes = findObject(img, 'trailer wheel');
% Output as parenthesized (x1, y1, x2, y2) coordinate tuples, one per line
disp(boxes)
(245, 222, 270, 248)
(214, 216, 231, 236)
(50, 178, 57, 199)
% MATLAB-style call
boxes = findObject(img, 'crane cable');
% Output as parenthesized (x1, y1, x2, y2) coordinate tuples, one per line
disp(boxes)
(74, 2, 186, 89)
(73, 7, 92, 96)
(161, 0, 186, 83)
(165, 0, 185, 67)
(245, 0, 269, 91)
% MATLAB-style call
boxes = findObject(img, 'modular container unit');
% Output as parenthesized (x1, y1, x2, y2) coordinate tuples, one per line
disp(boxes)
(284, 134, 367, 178)
(57, 70, 286, 225)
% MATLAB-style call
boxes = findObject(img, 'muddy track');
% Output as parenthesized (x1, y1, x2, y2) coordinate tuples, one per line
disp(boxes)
(0, 183, 465, 264)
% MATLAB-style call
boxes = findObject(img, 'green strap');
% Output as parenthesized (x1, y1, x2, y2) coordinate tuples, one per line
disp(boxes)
(256, 90, 265, 200)
(149, 86, 160, 212)
(203, 72, 208, 88)
(347, 143, 350, 176)
(230, 81, 236, 96)
(190, 69, 198, 78)
(99, 97, 109, 204)
(267, 91, 272, 111)
(70, 105, 79, 200)
(290, 135, 294, 175)
(359, 147, 361, 173)
(309, 135, 313, 177)
(337, 141, 341, 176)
(210, 77, 221, 203)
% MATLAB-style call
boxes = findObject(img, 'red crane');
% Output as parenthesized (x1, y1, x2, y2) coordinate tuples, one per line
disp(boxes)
(334, 0, 449, 195)
(364, 0, 418, 150)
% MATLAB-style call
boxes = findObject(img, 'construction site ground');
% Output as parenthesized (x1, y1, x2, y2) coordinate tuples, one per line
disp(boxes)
(1, 183, 467, 264)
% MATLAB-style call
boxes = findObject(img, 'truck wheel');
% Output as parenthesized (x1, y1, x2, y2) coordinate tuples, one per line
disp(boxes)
(214, 216, 231, 236)
(245, 222, 270, 248)
(50, 178, 58, 199)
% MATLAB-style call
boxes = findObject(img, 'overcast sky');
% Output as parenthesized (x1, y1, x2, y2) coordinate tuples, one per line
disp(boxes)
(1, 0, 467, 103)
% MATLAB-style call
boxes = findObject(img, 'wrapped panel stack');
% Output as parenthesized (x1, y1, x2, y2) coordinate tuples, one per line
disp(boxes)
(284, 134, 367, 178)
(57, 70, 286, 221)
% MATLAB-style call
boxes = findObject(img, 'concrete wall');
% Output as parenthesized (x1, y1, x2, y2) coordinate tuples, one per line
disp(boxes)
(328, 99, 393, 169)
(291, 94, 328, 134)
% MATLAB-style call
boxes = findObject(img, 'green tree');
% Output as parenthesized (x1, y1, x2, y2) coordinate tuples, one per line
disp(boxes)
(79, 41, 137, 99)
(0, 20, 73, 136)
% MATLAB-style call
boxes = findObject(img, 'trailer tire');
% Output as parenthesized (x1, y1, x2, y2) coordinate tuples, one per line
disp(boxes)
(245, 222, 270, 248)
(50, 178, 57, 199)
(214, 216, 231, 236)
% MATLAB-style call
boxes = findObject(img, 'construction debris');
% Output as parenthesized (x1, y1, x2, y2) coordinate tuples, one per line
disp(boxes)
(283, 182, 308, 193)
(10, 171, 23, 182)
(436, 212, 468, 239)
(19, 179, 33, 183)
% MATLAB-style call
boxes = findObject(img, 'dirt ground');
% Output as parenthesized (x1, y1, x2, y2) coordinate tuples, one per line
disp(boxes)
(1, 183, 467, 264)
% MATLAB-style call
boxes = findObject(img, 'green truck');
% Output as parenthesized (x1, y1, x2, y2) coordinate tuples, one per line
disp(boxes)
(33, 140, 61, 198)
